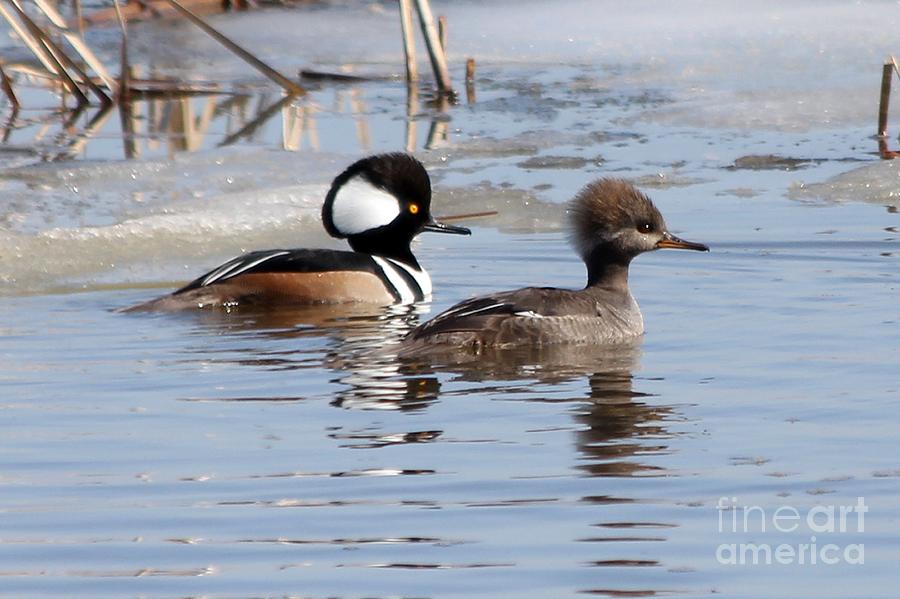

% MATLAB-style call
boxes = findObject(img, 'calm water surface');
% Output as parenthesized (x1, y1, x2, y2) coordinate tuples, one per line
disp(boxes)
(1, 1, 899, 597)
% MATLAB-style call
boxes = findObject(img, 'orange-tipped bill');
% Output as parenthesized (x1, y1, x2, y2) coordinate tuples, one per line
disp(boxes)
(656, 231, 709, 251)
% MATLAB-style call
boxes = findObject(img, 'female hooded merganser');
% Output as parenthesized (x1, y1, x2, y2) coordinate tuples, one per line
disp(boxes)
(404, 178, 708, 348)
(126, 153, 470, 311)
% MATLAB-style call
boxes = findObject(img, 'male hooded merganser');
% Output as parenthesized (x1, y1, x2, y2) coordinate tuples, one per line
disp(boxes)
(126, 153, 470, 311)
(404, 178, 708, 348)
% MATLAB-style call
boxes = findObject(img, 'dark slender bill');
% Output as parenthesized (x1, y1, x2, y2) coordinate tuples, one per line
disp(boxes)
(422, 220, 472, 235)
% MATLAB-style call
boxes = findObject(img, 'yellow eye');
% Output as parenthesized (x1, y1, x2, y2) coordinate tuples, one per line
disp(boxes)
(409, 204, 419, 214)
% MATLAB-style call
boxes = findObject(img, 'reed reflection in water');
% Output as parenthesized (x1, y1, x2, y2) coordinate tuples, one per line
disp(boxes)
(0, 70, 455, 162)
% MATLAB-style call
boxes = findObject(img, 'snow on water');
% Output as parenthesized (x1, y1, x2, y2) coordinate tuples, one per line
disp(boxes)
(0, 150, 341, 293)
(790, 158, 900, 207)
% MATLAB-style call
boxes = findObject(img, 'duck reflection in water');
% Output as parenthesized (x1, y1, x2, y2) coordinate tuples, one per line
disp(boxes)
(183, 303, 675, 476)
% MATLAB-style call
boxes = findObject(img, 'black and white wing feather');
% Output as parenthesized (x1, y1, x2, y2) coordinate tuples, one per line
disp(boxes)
(174, 249, 378, 294)
(408, 287, 595, 339)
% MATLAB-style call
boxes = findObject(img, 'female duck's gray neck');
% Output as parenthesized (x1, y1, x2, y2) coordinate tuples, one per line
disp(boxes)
(583, 244, 633, 292)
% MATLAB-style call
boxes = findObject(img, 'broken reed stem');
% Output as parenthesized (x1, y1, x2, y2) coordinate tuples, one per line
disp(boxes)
(465, 57, 475, 103)
(398, 0, 417, 83)
(162, 0, 305, 96)
(878, 60, 892, 137)
(412, 0, 452, 94)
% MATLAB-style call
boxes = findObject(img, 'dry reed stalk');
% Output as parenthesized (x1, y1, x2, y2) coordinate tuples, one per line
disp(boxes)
(162, 0, 305, 96)
(74, 0, 84, 36)
(14, 0, 111, 106)
(399, 0, 418, 83)
(0, 111, 18, 142)
(0, 2, 59, 77)
(465, 57, 475, 103)
(438, 15, 447, 51)
(112, 0, 132, 104)
(412, 0, 452, 93)
(0, 63, 19, 109)
(878, 60, 892, 137)
(33, 0, 118, 93)
(7, 0, 90, 104)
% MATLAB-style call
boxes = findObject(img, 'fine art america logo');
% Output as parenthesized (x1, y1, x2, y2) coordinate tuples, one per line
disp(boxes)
(716, 497, 867, 566)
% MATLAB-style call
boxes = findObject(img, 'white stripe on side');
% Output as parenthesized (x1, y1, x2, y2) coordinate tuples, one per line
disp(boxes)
(385, 258, 432, 297)
(371, 256, 416, 304)
(201, 251, 290, 287)
(444, 302, 507, 319)
(330, 177, 401, 236)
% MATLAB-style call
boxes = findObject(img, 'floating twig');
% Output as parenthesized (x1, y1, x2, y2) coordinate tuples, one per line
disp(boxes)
(162, 0, 305, 96)
(436, 210, 498, 222)
(299, 69, 380, 83)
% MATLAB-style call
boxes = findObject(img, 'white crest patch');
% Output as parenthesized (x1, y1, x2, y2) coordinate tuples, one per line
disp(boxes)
(330, 177, 401, 236)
